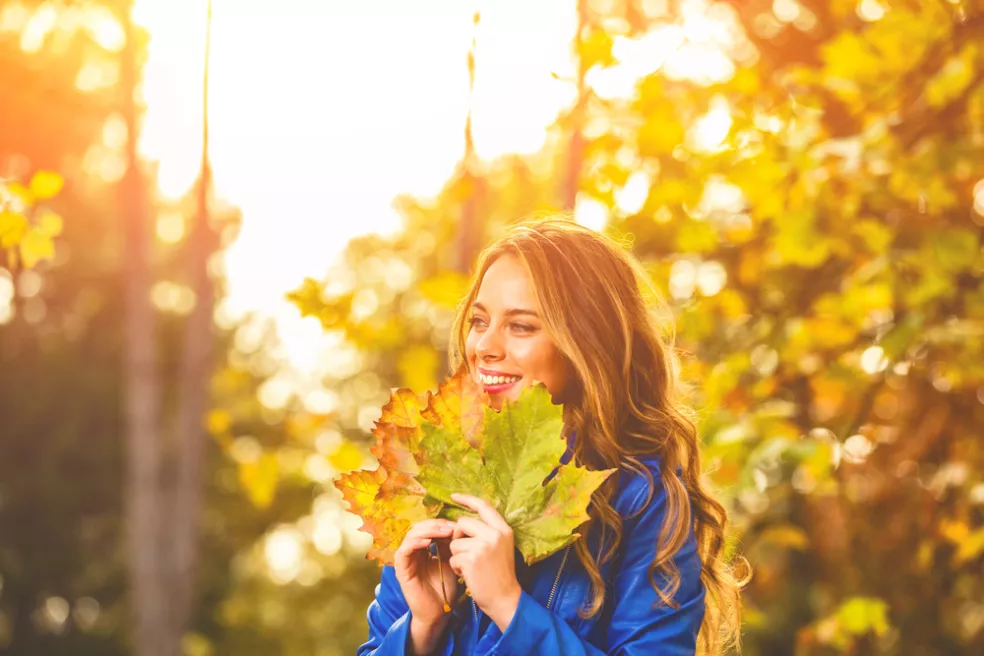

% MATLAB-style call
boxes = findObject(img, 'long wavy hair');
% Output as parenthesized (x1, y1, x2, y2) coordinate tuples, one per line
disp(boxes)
(448, 217, 749, 654)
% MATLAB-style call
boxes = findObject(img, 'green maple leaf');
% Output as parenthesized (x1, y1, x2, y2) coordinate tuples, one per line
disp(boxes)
(417, 379, 615, 565)
(337, 366, 614, 566)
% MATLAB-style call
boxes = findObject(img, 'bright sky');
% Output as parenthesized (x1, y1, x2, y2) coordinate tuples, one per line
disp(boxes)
(133, 0, 578, 370)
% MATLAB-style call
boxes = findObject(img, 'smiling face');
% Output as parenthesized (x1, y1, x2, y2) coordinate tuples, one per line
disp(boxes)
(464, 253, 573, 411)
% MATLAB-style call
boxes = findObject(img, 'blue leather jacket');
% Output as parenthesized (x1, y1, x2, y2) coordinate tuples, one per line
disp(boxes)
(358, 456, 706, 655)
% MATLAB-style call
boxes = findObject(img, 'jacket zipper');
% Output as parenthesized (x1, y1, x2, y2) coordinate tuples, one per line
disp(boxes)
(470, 543, 572, 621)
(545, 544, 571, 610)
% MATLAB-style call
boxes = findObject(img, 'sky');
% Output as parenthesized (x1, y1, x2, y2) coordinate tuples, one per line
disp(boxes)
(133, 0, 579, 370)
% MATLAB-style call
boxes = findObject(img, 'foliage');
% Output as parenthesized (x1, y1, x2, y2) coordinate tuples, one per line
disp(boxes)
(0, 3, 136, 653)
(2, 0, 983, 654)
(289, 1, 984, 653)
(0, 172, 64, 269)
(336, 367, 613, 566)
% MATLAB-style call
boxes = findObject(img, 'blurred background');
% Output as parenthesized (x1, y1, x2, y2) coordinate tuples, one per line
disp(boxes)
(1, 0, 983, 654)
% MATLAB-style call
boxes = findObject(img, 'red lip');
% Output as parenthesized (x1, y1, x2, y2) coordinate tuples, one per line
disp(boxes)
(478, 367, 522, 377)
(476, 368, 523, 394)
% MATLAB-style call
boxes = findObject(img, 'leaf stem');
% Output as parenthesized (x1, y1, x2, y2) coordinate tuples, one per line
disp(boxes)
(436, 545, 451, 613)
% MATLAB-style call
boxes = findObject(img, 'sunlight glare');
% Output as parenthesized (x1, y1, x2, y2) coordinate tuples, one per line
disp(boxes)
(574, 194, 609, 232)
(972, 178, 984, 216)
(0, 3, 31, 33)
(857, 0, 887, 22)
(312, 518, 343, 557)
(156, 210, 185, 244)
(696, 261, 727, 296)
(264, 526, 305, 584)
(85, 6, 125, 52)
(129, 0, 624, 376)
(772, 0, 801, 23)
(18, 2, 56, 52)
(614, 170, 650, 216)
(690, 96, 732, 152)
(669, 259, 698, 300)
(150, 281, 196, 315)
(589, 26, 684, 99)
(861, 345, 890, 374)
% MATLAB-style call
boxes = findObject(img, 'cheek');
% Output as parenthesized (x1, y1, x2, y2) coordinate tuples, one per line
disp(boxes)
(464, 331, 478, 361)
(514, 338, 567, 388)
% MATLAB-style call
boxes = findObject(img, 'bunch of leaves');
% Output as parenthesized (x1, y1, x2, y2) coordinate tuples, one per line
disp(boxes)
(335, 366, 615, 567)
(0, 171, 64, 269)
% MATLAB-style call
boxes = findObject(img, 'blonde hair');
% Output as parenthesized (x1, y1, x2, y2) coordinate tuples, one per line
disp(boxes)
(449, 217, 749, 654)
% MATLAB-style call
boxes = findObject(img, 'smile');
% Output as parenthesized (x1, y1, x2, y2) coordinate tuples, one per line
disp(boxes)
(478, 372, 522, 393)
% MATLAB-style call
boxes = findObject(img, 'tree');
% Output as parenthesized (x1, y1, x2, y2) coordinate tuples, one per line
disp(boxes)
(290, 1, 984, 653)
(0, 2, 135, 653)
(118, 1, 226, 653)
(0, 2, 235, 654)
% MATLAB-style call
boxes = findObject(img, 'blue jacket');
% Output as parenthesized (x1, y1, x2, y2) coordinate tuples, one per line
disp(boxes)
(358, 456, 706, 655)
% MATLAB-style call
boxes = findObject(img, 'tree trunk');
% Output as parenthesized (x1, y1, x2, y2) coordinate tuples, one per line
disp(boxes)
(119, 6, 166, 656)
(120, 3, 216, 654)
(167, 0, 215, 648)
(561, 0, 588, 211)
(456, 11, 482, 275)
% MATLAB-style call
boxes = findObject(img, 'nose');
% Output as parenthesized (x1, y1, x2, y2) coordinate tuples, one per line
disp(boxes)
(475, 326, 504, 361)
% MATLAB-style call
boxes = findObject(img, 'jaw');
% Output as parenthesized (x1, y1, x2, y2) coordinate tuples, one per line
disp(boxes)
(485, 376, 529, 411)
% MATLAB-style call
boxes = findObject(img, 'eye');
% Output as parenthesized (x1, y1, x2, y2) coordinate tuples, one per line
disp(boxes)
(467, 316, 487, 329)
(510, 322, 536, 333)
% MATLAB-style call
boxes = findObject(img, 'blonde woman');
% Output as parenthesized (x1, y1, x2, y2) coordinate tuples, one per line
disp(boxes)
(359, 218, 746, 655)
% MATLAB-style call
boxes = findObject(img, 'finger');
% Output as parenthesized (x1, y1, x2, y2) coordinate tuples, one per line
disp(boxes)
(448, 537, 481, 555)
(407, 519, 456, 537)
(406, 519, 456, 540)
(394, 537, 436, 575)
(448, 554, 467, 577)
(453, 516, 498, 542)
(396, 536, 435, 558)
(451, 493, 512, 534)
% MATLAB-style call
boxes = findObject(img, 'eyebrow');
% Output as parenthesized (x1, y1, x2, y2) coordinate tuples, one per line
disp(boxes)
(471, 302, 540, 319)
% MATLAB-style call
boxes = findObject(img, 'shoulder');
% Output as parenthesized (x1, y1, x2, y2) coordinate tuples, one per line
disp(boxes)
(610, 454, 669, 521)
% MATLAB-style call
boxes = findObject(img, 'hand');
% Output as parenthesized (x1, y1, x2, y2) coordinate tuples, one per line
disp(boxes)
(448, 493, 523, 631)
(393, 519, 460, 652)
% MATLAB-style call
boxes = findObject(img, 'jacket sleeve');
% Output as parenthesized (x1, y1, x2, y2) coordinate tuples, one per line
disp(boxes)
(482, 470, 706, 656)
(357, 566, 415, 656)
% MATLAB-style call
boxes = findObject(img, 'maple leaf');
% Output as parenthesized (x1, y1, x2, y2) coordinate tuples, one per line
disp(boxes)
(369, 422, 421, 476)
(378, 387, 426, 428)
(335, 468, 386, 519)
(336, 465, 439, 565)
(417, 378, 616, 565)
(363, 471, 438, 564)
(336, 365, 614, 567)
(420, 365, 488, 447)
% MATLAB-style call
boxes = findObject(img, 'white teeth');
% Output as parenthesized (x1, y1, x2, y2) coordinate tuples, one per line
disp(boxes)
(481, 374, 520, 385)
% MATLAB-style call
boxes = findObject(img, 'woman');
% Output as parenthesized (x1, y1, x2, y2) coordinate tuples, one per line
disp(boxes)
(359, 218, 747, 655)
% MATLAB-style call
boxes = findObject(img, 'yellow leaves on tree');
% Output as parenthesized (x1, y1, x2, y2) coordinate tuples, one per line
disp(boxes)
(239, 452, 279, 510)
(0, 171, 65, 269)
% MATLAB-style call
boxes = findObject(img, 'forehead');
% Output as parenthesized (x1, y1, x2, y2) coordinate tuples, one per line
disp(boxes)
(475, 254, 538, 309)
